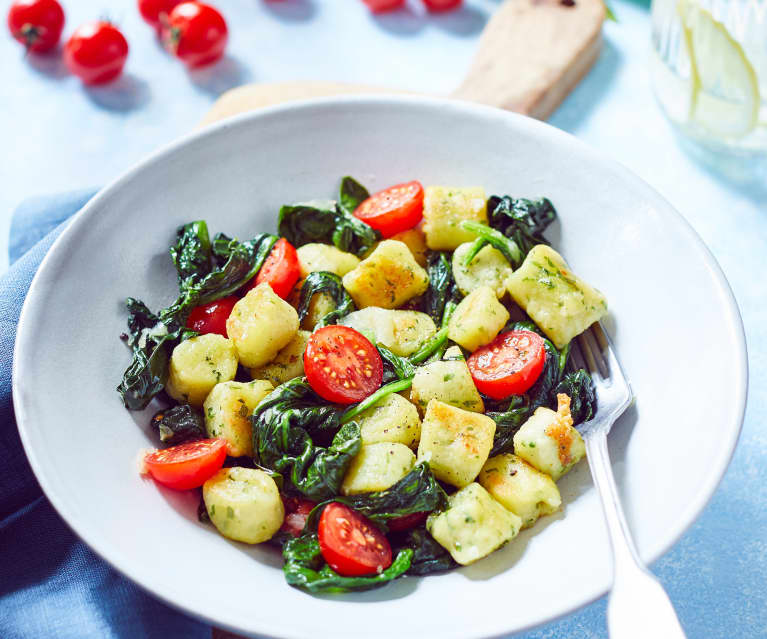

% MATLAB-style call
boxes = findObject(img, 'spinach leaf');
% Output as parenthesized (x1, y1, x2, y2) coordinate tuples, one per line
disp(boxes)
(252, 378, 361, 501)
(377, 345, 416, 384)
(151, 404, 206, 444)
(333, 462, 448, 530)
(169, 221, 213, 291)
(553, 369, 597, 424)
(297, 271, 356, 328)
(422, 252, 459, 324)
(339, 176, 370, 216)
(160, 233, 277, 324)
(283, 533, 412, 593)
(392, 526, 457, 576)
(487, 195, 557, 258)
(117, 298, 195, 410)
(278, 200, 379, 257)
(486, 395, 531, 457)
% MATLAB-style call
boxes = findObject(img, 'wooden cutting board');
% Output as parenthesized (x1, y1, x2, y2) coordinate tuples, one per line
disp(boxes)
(205, 1, 604, 636)
(200, 0, 605, 128)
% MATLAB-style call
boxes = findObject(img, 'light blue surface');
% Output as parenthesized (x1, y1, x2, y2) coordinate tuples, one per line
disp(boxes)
(1, 0, 765, 637)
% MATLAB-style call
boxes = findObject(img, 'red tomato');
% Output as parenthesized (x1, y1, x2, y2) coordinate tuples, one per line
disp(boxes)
(185, 296, 238, 337)
(467, 330, 546, 400)
(353, 181, 424, 238)
(423, 0, 462, 10)
(144, 438, 227, 490)
(138, 0, 181, 28)
(251, 238, 300, 299)
(304, 326, 383, 404)
(162, 2, 227, 68)
(318, 502, 392, 576)
(7, 0, 64, 53)
(362, 0, 405, 12)
(386, 511, 428, 532)
(64, 22, 129, 85)
(280, 496, 317, 538)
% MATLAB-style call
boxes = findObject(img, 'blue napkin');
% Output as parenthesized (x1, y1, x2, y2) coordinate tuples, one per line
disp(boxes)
(0, 192, 210, 639)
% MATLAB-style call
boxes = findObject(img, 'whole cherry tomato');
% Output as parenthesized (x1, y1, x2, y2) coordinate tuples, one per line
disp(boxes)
(138, 0, 181, 28)
(7, 0, 65, 53)
(161, 2, 227, 68)
(64, 21, 129, 85)
(362, 0, 406, 12)
(423, 0, 462, 11)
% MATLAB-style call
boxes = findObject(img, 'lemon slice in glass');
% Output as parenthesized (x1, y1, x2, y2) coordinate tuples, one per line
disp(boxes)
(677, 0, 760, 138)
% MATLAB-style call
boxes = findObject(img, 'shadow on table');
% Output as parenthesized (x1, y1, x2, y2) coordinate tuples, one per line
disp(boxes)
(188, 56, 253, 97)
(84, 73, 151, 112)
(373, 3, 487, 38)
(23, 45, 69, 81)
(261, 0, 317, 22)
(549, 36, 623, 132)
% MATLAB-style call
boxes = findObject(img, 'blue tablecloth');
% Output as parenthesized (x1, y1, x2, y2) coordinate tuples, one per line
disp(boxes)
(0, 192, 210, 639)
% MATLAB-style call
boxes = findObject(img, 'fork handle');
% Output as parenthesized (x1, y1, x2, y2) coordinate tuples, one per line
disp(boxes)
(586, 430, 687, 638)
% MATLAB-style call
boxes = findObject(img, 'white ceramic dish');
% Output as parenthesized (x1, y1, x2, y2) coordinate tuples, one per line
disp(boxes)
(13, 96, 747, 639)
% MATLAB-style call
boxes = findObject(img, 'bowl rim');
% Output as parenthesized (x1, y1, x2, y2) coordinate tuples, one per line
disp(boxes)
(12, 94, 748, 638)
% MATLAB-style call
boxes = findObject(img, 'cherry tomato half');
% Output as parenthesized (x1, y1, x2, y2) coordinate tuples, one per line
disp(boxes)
(280, 495, 317, 538)
(362, 0, 406, 12)
(7, 0, 64, 52)
(251, 238, 300, 299)
(318, 502, 392, 576)
(138, 0, 181, 28)
(467, 330, 546, 400)
(185, 296, 238, 337)
(64, 21, 129, 85)
(423, 0, 463, 11)
(353, 181, 424, 238)
(162, 1, 227, 68)
(304, 325, 383, 404)
(144, 438, 227, 490)
(386, 511, 428, 532)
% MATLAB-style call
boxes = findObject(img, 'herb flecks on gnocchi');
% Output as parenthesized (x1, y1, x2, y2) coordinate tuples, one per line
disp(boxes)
(507, 245, 607, 350)
(427, 483, 522, 565)
(514, 394, 586, 481)
(342, 240, 428, 309)
(166, 334, 238, 407)
(417, 399, 496, 488)
(119, 176, 607, 595)
(226, 282, 299, 368)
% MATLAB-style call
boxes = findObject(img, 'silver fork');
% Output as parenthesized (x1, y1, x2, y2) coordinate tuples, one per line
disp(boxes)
(571, 323, 687, 639)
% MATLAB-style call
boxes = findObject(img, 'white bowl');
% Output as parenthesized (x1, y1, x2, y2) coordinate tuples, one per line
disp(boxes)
(13, 96, 747, 638)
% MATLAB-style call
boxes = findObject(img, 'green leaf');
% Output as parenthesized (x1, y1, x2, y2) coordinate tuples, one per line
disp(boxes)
(487, 195, 557, 260)
(252, 378, 361, 501)
(296, 271, 356, 328)
(553, 369, 597, 424)
(283, 533, 412, 593)
(278, 200, 379, 257)
(392, 526, 457, 576)
(151, 404, 206, 445)
(339, 176, 370, 216)
(169, 221, 213, 291)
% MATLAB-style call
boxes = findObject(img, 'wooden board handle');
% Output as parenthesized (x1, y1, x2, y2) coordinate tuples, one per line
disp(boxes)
(451, 0, 605, 120)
